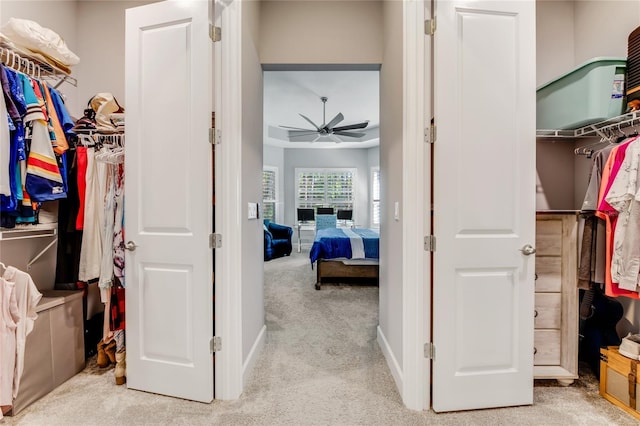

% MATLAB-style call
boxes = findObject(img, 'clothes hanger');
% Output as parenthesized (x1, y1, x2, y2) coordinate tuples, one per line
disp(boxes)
(0, 261, 7, 272)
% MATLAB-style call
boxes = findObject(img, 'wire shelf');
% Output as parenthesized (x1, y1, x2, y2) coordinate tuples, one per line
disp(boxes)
(0, 42, 77, 88)
(537, 111, 640, 140)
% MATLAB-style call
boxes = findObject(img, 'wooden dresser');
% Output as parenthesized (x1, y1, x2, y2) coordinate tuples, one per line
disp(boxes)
(534, 212, 579, 385)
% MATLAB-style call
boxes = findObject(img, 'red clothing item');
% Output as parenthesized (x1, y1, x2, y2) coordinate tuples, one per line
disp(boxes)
(75, 146, 88, 230)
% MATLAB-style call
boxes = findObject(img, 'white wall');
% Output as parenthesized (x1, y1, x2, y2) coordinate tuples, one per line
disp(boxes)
(259, 0, 383, 64)
(264, 144, 285, 223)
(241, 0, 265, 366)
(76, 1, 160, 117)
(379, 0, 403, 372)
(1, 0, 79, 114)
(283, 148, 371, 226)
(536, 0, 574, 87)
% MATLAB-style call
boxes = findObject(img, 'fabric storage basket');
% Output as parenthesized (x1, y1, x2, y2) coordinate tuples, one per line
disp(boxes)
(599, 346, 640, 420)
(537, 57, 627, 130)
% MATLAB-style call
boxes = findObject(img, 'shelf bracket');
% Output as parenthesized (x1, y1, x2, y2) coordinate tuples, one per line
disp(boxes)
(27, 238, 57, 271)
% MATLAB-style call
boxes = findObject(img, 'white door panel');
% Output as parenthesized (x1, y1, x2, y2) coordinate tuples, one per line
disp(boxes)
(432, 0, 536, 412)
(125, 0, 213, 403)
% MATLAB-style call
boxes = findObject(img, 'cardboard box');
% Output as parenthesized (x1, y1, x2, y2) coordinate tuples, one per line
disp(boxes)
(600, 346, 640, 420)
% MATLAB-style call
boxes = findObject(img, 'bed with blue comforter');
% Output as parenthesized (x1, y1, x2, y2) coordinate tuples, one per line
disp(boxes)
(309, 228, 380, 290)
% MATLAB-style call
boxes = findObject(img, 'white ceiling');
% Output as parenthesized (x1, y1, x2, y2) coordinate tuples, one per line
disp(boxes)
(263, 70, 380, 149)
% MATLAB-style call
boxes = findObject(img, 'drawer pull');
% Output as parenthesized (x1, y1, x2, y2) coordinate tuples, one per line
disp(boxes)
(534, 310, 538, 318)
(535, 273, 538, 281)
(534, 347, 537, 355)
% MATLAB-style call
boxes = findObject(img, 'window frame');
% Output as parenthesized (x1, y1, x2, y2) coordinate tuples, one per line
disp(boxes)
(262, 165, 279, 222)
(371, 167, 380, 228)
(295, 167, 357, 217)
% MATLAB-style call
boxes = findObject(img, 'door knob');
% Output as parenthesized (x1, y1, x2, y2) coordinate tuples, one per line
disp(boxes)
(125, 241, 138, 252)
(519, 244, 536, 256)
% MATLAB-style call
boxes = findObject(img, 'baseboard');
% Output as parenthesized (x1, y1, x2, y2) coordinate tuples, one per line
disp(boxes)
(243, 324, 266, 388)
(377, 325, 403, 396)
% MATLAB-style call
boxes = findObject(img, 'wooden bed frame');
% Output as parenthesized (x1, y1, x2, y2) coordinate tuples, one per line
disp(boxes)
(315, 258, 379, 290)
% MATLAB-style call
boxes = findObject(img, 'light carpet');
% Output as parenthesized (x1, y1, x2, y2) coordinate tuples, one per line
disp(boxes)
(3, 250, 638, 425)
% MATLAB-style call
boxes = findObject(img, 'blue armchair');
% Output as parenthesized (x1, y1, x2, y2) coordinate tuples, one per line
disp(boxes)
(264, 220, 293, 261)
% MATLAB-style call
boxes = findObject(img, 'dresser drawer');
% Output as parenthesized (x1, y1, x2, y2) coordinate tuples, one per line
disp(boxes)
(535, 256, 562, 292)
(535, 220, 563, 256)
(534, 330, 561, 365)
(534, 293, 561, 329)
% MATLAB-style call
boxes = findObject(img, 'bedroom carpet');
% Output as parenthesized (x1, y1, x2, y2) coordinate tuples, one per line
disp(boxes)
(4, 250, 638, 425)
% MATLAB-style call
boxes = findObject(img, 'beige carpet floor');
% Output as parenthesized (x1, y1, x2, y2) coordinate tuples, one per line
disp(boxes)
(3, 250, 639, 425)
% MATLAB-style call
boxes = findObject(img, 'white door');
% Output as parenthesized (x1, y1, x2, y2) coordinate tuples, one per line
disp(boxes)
(432, 0, 536, 412)
(125, 0, 214, 402)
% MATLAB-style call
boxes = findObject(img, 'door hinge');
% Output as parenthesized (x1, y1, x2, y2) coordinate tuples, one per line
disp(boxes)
(424, 235, 436, 252)
(209, 233, 222, 249)
(424, 342, 435, 360)
(210, 25, 222, 42)
(210, 336, 222, 353)
(426, 124, 436, 144)
(209, 128, 221, 145)
(425, 18, 436, 36)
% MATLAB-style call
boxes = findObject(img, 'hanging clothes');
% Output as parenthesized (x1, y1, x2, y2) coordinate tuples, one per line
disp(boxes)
(2, 266, 42, 401)
(78, 147, 105, 282)
(0, 277, 19, 409)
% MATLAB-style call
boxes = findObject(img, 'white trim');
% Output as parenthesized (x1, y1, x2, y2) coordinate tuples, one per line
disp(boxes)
(243, 325, 267, 388)
(215, 0, 244, 400)
(401, 0, 428, 411)
(378, 325, 403, 393)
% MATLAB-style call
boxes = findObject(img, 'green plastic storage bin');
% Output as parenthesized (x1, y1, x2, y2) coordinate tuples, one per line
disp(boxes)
(536, 57, 627, 130)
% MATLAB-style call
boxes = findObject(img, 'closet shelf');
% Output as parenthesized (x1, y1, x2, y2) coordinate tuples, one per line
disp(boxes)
(0, 43, 77, 88)
(0, 223, 57, 241)
(536, 111, 640, 139)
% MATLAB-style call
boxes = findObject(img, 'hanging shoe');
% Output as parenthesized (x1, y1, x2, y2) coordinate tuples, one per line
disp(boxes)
(114, 350, 126, 385)
(104, 339, 117, 365)
(96, 340, 109, 368)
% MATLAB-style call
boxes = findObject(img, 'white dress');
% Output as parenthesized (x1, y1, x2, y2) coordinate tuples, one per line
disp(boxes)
(0, 277, 19, 410)
(2, 267, 41, 400)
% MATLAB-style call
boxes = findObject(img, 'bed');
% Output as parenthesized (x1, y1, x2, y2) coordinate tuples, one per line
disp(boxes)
(309, 227, 379, 290)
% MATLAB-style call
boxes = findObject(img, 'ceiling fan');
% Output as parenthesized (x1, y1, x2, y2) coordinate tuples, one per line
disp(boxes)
(280, 96, 369, 142)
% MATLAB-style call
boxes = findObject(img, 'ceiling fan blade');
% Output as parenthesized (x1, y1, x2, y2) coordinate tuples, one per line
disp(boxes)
(329, 134, 342, 144)
(333, 131, 366, 138)
(287, 130, 320, 137)
(311, 134, 322, 143)
(325, 112, 344, 130)
(299, 113, 320, 131)
(333, 121, 370, 132)
(280, 125, 316, 131)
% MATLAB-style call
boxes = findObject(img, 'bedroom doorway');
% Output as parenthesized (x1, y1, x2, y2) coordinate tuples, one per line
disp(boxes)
(261, 67, 382, 368)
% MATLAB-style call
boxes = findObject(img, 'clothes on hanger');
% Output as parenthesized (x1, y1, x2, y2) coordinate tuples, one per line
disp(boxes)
(580, 134, 640, 298)
(0, 61, 74, 229)
(0, 265, 42, 414)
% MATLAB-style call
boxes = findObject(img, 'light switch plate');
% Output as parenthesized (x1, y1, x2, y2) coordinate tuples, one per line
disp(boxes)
(394, 202, 400, 221)
(248, 202, 258, 220)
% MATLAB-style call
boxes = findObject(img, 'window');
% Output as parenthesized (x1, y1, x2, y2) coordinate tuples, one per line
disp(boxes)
(262, 166, 278, 222)
(372, 168, 380, 227)
(296, 168, 355, 213)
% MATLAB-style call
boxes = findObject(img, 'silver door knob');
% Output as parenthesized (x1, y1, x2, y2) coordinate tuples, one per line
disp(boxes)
(125, 241, 138, 252)
(519, 244, 536, 256)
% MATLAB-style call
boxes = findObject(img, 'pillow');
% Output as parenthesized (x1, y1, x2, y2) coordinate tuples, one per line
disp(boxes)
(1, 18, 80, 67)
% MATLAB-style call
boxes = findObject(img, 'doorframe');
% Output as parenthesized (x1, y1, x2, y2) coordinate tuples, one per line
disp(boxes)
(216, 0, 431, 409)
(400, 0, 430, 411)
(215, 0, 244, 400)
